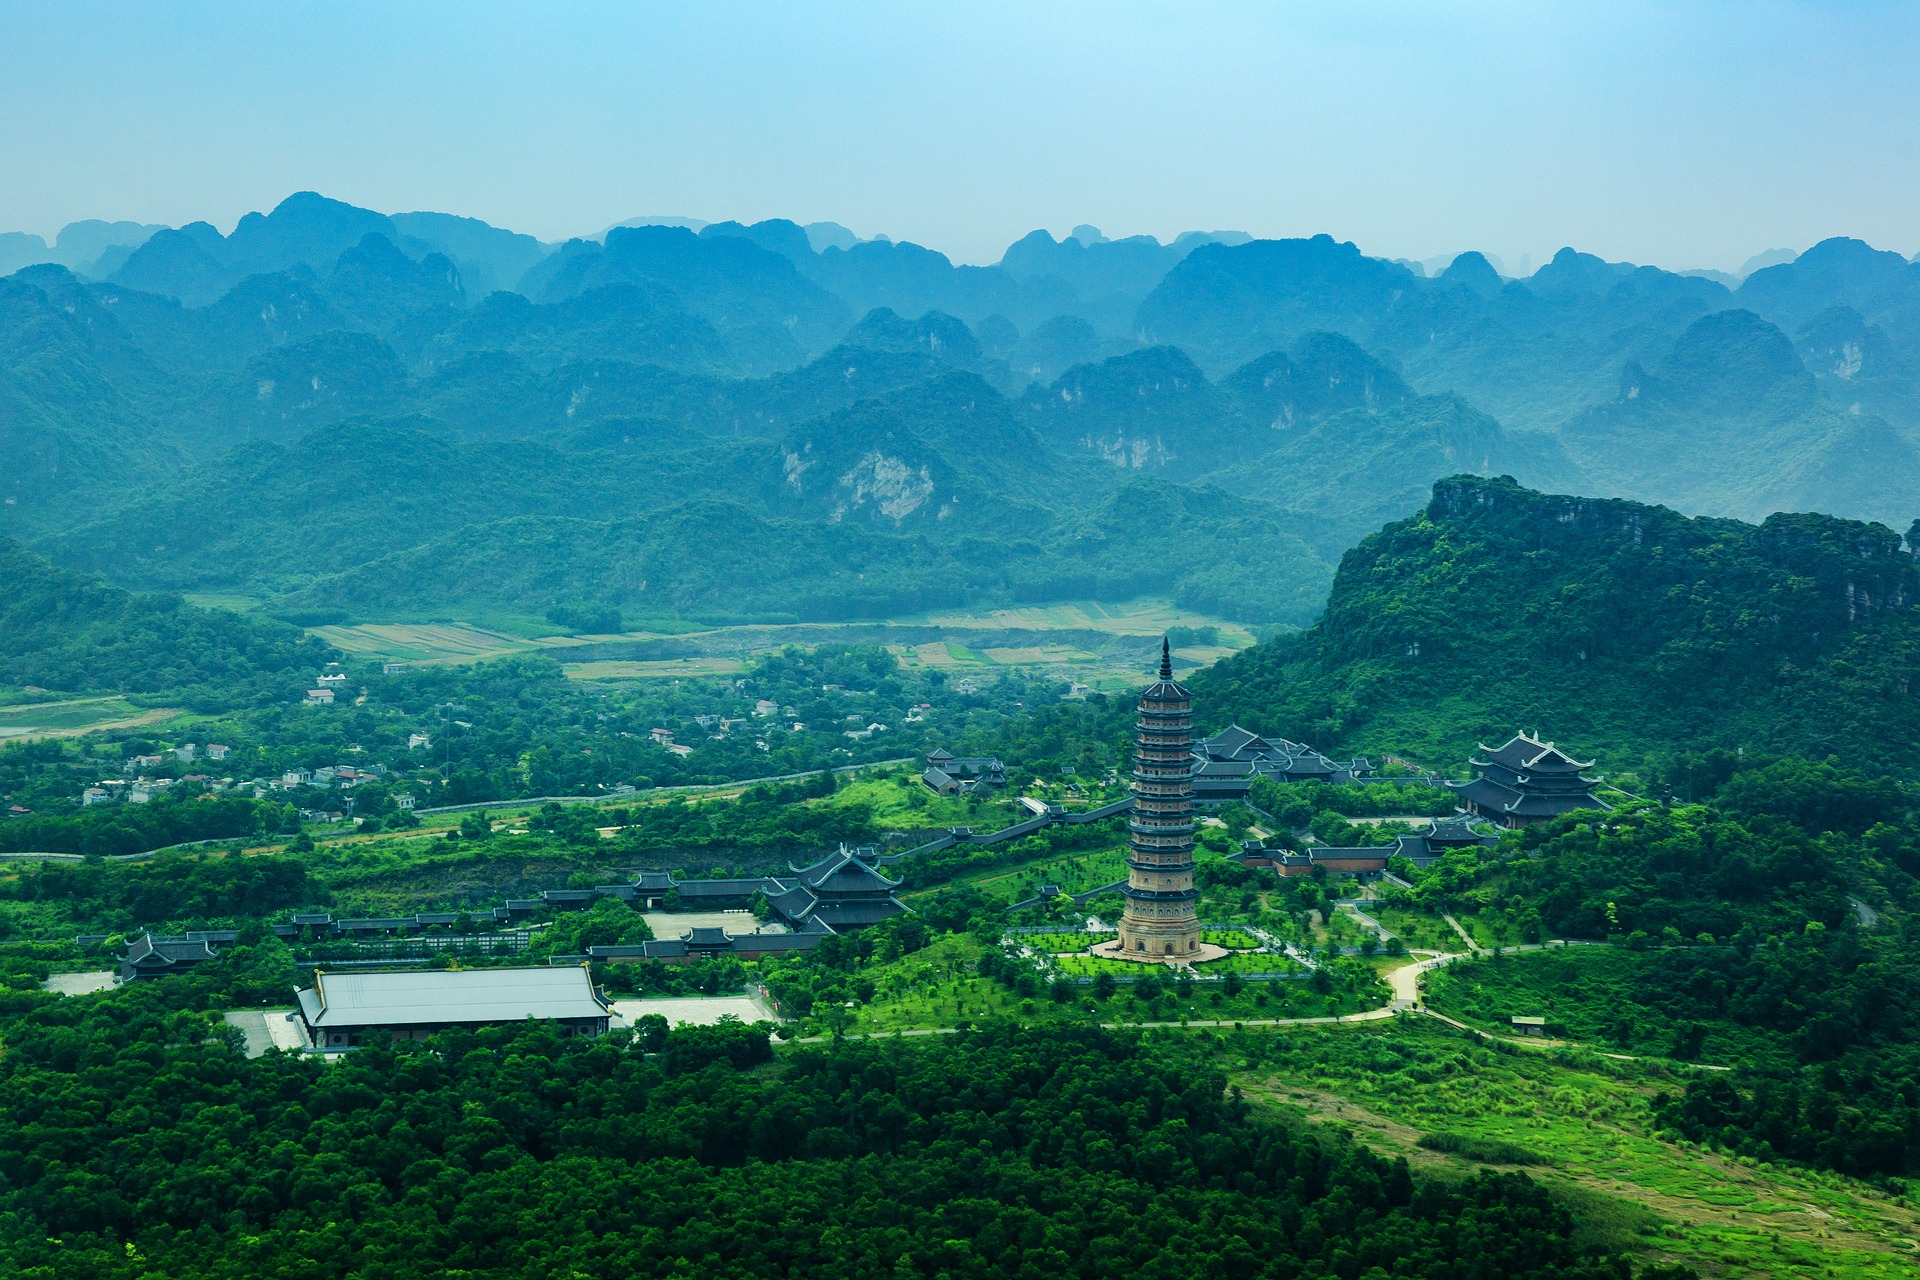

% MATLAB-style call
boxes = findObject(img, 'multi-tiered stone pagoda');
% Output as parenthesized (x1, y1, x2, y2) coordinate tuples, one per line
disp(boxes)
(1094, 640, 1227, 965)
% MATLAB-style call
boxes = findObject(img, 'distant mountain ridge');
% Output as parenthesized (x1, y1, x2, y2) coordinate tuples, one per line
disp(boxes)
(7, 191, 1920, 633)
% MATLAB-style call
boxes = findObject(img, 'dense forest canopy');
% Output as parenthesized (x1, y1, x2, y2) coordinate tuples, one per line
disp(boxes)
(0, 983, 1681, 1280)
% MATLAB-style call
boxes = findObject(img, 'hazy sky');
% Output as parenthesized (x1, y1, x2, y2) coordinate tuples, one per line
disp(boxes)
(3, 1, 1917, 271)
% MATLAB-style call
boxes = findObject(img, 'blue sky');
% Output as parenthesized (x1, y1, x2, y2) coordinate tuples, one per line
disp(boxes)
(2, 1, 1916, 270)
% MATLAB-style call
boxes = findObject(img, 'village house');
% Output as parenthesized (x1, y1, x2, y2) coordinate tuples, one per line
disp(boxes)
(206, 743, 231, 761)
(408, 733, 432, 750)
(304, 688, 335, 705)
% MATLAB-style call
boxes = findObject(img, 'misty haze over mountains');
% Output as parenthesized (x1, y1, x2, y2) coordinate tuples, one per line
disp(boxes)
(7, 190, 1920, 629)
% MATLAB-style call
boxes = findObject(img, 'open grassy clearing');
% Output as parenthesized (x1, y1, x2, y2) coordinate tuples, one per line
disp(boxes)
(1364, 906, 1471, 952)
(912, 845, 1130, 903)
(0, 697, 180, 741)
(1423, 946, 1796, 1069)
(1017, 931, 1116, 953)
(1230, 1020, 1920, 1280)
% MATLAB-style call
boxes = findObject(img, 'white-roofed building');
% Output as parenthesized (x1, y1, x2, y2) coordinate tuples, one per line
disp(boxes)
(295, 965, 611, 1050)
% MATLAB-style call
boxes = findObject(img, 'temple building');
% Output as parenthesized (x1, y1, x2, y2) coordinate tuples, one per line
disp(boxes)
(1190, 724, 1374, 801)
(294, 965, 612, 1050)
(763, 846, 910, 931)
(1095, 641, 1226, 964)
(920, 748, 1006, 796)
(1450, 733, 1610, 827)
(620, 844, 908, 937)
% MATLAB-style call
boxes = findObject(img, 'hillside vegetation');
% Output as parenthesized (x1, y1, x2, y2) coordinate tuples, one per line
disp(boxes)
(0, 541, 330, 709)
(1193, 474, 1920, 772)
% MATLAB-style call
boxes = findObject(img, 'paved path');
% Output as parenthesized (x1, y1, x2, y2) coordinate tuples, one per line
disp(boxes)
(224, 1009, 308, 1058)
(1441, 914, 1482, 952)
(1849, 895, 1882, 930)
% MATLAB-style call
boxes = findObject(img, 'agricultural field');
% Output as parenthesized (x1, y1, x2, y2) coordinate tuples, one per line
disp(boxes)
(905, 598, 1259, 645)
(310, 622, 558, 664)
(310, 596, 1250, 686)
(563, 657, 745, 680)
(1230, 1021, 1920, 1280)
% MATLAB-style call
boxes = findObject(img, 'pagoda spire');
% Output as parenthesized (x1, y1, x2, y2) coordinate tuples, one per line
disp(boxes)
(1159, 636, 1172, 680)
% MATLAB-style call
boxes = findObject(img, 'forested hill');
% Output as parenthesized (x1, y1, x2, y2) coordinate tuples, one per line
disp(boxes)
(0, 541, 330, 709)
(1192, 475, 1920, 772)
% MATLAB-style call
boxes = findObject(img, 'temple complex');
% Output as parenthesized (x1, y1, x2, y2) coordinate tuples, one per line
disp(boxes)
(1094, 640, 1227, 964)
(1450, 732, 1609, 827)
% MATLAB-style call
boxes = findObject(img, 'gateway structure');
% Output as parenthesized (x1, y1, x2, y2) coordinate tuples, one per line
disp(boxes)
(295, 965, 611, 1050)
(1094, 641, 1227, 965)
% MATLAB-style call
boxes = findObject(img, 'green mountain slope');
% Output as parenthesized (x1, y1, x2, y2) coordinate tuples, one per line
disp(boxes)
(277, 478, 1335, 626)
(1193, 474, 1920, 771)
(0, 540, 330, 708)
(1203, 394, 1577, 544)
(1561, 309, 1920, 526)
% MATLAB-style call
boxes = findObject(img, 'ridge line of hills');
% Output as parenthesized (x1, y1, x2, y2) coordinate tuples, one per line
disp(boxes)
(6, 191, 1920, 632)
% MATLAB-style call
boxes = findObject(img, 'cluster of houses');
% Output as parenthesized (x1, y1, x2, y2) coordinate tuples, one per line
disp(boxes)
(302, 670, 353, 706)
(80, 753, 410, 815)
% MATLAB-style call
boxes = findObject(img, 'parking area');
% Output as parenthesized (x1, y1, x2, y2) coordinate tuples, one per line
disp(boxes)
(640, 910, 787, 937)
(610, 993, 779, 1027)
(41, 970, 116, 996)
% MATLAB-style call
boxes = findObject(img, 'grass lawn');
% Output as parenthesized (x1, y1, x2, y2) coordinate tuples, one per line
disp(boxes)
(909, 844, 1129, 904)
(817, 774, 990, 829)
(1201, 927, 1263, 950)
(1017, 931, 1114, 953)
(1369, 904, 1471, 953)
(1227, 1020, 1920, 1280)
(820, 935, 1385, 1036)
